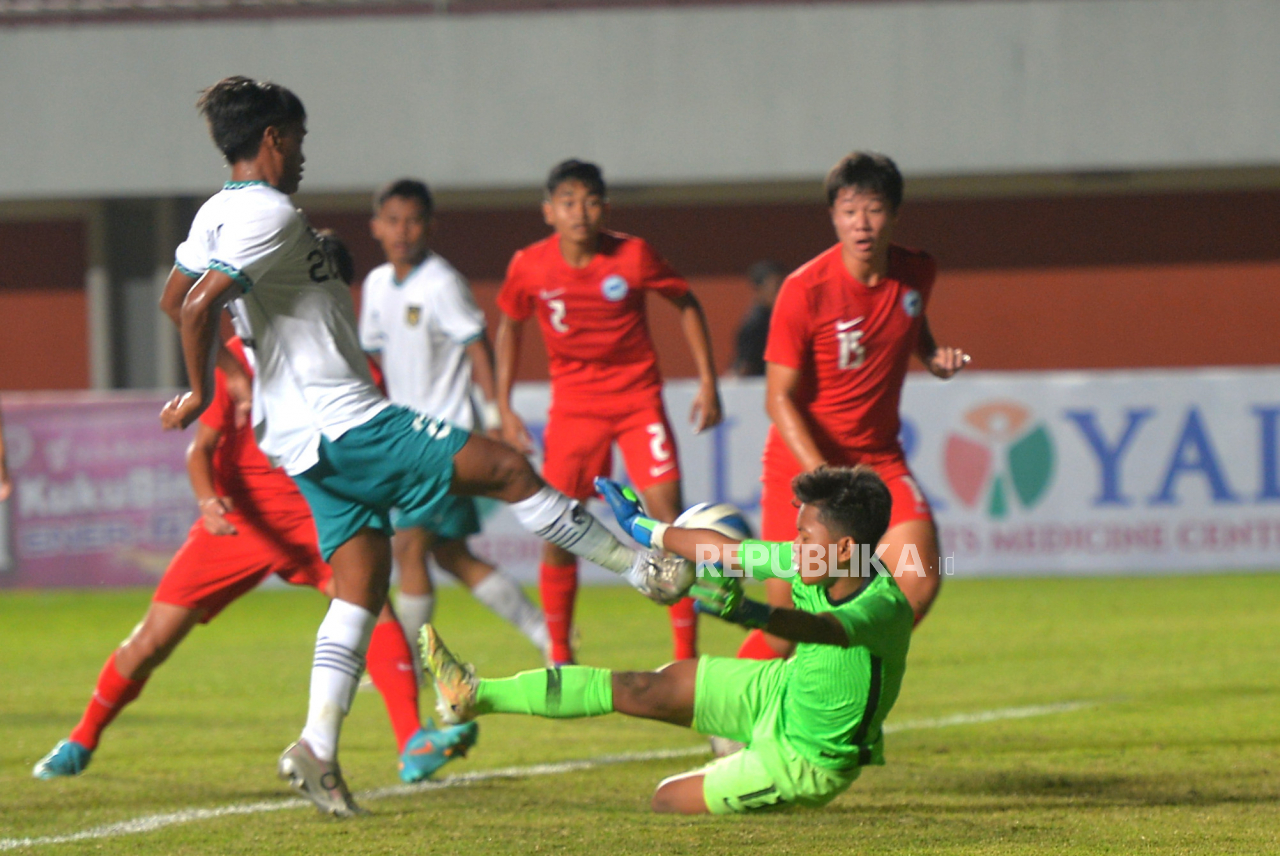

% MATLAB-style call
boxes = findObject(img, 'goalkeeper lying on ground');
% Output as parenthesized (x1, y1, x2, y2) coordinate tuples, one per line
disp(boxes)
(421, 465, 913, 814)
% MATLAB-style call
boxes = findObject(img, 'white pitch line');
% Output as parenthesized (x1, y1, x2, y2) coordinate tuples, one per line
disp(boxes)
(1, 700, 1098, 851)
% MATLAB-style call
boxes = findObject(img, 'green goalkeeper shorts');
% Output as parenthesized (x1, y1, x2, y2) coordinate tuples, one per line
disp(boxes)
(691, 656, 860, 814)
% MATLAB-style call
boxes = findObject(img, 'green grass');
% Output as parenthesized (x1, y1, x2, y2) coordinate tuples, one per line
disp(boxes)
(2, 575, 1278, 854)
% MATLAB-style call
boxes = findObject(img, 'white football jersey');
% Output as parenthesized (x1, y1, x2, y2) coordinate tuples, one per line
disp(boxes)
(359, 254, 485, 429)
(175, 181, 388, 474)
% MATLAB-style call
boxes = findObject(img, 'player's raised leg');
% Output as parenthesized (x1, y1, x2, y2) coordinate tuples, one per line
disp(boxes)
(34, 602, 203, 778)
(449, 433, 670, 597)
(422, 625, 697, 725)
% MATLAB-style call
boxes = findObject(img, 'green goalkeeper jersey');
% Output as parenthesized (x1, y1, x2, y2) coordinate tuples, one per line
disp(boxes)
(740, 539, 915, 771)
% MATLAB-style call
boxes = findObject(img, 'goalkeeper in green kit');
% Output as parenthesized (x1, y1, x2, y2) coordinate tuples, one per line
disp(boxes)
(422, 465, 913, 814)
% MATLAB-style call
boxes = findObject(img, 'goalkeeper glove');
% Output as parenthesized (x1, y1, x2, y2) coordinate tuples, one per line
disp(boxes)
(595, 477, 669, 549)
(691, 577, 772, 630)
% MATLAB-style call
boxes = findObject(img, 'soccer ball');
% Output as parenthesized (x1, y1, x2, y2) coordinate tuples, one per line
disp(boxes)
(632, 502, 753, 605)
(673, 502, 754, 541)
(635, 503, 753, 605)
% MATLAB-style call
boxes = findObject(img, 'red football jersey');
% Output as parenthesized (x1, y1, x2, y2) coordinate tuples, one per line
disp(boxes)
(200, 338, 317, 518)
(763, 243, 936, 462)
(497, 231, 689, 415)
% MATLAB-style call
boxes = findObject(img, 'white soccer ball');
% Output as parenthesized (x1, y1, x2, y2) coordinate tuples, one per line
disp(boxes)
(673, 502, 754, 541)
(638, 503, 753, 603)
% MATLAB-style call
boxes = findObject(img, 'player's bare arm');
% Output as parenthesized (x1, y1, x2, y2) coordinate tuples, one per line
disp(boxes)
(465, 333, 502, 436)
(160, 270, 242, 430)
(161, 266, 253, 424)
(665, 291, 722, 433)
(186, 421, 237, 536)
(915, 315, 969, 379)
(765, 361, 826, 471)
(493, 312, 534, 453)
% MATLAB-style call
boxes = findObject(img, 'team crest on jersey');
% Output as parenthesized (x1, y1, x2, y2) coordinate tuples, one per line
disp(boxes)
(405, 305, 423, 326)
(902, 289, 922, 318)
(601, 274, 629, 302)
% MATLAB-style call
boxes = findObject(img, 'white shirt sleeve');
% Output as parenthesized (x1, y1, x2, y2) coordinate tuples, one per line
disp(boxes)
(359, 276, 386, 352)
(174, 220, 209, 277)
(432, 270, 487, 344)
(209, 199, 300, 291)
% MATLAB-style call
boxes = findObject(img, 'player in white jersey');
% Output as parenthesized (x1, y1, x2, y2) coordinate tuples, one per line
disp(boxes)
(157, 77, 686, 817)
(361, 178, 548, 661)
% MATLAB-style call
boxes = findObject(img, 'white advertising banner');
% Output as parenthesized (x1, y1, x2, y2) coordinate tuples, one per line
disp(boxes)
(472, 368, 1280, 581)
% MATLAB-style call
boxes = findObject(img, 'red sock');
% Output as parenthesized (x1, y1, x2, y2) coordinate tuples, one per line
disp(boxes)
(737, 629, 786, 661)
(367, 619, 422, 753)
(668, 597, 698, 660)
(540, 559, 578, 664)
(69, 652, 148, 751)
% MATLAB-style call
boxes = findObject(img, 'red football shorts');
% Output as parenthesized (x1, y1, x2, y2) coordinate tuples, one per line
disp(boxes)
(152, 509, 331, 622)
(542, 403, 681, 501)
(760, 451, 933, 542)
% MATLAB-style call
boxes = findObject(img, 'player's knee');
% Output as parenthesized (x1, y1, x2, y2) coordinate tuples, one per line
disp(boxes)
(651, 774, 706, 814)
(650, 786, 680, 814)
(489, 447, 541, 500)
(612, 670, 672, 714)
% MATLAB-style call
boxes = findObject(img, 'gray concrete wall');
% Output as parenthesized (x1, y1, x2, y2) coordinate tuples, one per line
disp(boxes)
(2, 0, 1278, 199)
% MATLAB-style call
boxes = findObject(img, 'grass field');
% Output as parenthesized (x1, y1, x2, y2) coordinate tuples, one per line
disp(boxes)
(2, 574, 1278, 854)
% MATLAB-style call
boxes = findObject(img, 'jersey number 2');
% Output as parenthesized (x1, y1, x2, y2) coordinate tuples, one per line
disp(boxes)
(307, 249, 332, 284)
(547, 299, 569, 333)
(647, 422, 672, 462)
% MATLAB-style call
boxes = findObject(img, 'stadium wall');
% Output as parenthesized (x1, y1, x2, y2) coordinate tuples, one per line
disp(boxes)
(1, 0, 1279, 198)
(3, 186, 1279, 390)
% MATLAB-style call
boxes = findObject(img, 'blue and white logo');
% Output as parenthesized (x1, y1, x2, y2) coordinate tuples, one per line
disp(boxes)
(601, 275, 629, 302)
(902, 289, 922, 318)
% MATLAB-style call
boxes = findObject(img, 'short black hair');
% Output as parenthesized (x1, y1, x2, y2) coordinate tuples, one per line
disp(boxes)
(546, 159, 606, 198)
(792, 465, 892, 546)
(824, 151, 904, 211)
(747, 260, 788, 288)
(373, 178, 434, 218)
(196, 76, 306, 164)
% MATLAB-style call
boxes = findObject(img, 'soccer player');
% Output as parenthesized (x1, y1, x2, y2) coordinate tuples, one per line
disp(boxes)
(157, 77, 673, 816)
(361, 178, 548, 661)
(32, 339, 476, 784)
(423, 467, 913, 815)
(495, 159, 722, 665)
(737, 152, 967, 667)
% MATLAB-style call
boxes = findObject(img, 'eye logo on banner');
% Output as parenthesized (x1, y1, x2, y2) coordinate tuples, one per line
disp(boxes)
(944, 400, 1054, 518)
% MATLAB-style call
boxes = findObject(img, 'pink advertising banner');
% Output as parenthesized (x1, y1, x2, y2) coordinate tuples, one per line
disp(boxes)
(0, 391, 197, 588)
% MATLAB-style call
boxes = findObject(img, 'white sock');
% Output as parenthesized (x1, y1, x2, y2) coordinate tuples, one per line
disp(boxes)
(471, 571, 550, 653)
(509, 487, 636, 574)
(300, 599, 376, 762)
(395, 591, 435, 680)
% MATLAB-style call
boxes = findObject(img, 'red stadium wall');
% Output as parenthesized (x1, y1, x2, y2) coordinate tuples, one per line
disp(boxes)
(929, 261, 1280, 371)
(2, 189, 1277, 392)
(318, 186, 1280, 380)
(0, 220, 90, 390)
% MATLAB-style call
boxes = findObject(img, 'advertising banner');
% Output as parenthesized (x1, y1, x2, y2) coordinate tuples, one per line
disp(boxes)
(2, 367, 1277, 587)
(475, 368, 1280, 581)
(0, 392, 195, 588)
